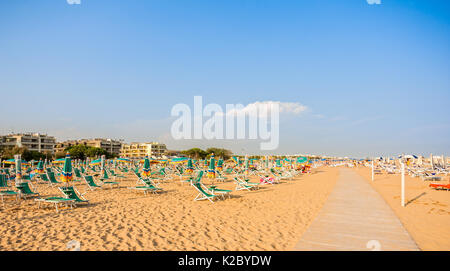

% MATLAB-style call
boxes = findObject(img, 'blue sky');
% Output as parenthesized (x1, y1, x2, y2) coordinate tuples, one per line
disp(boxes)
(0, 0, 449, 158)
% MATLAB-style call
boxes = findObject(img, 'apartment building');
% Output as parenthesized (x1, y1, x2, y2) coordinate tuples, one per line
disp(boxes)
(120, 142, 167, 158)
(54, 138, 123, 156)
(0, 133, 56, 153)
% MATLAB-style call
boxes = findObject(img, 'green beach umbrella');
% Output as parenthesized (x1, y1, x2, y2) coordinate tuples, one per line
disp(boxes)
(61, 153, 73, 185)
(36, 159, 44, 174)
(276, 159, 282, 170)
(142, 156, 151, 177)
(207, 154, 215, 178)
(217, 158, 223, 171)
(186, 158, 194, 173)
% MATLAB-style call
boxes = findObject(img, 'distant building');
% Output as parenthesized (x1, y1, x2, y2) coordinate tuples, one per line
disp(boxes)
(0, 133, 56, 153)
(120, 142, 167, 158)
(55, 138, 123, 156)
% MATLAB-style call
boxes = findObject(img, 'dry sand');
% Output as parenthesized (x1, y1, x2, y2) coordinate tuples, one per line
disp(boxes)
(0, 167, 338, 251)
(354, 167, 450, 251)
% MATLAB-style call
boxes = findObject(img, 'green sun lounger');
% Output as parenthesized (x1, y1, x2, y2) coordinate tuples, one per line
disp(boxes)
(191, 180, 217, 203)
(99, 171, 120, 188)
(233, 177, 257, 191)
(128, 177, 163, 195)
(39, 173, 50, 183)
(47, 172, 60, 185)
(84, 175, 102, 190)
(0, 175, 19, 207)
(16, 182, 39, 199)
(35, 197, 76, 213)
(208, 185, 232, 199)
(59, 186, 88, 205)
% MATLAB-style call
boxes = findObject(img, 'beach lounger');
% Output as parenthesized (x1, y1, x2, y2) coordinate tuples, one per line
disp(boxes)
(59, 186, 89, 205)
(84, 175, 103, 190)
(215, 171, 229, 182)
(39, 173, 50, 183)
(421, 173, 442, 182)
(270, 168, 291, 180)
(0, 174, 19, 207)
(35, 197, 76, 212)
(108, 169, 126, 179)
(233, 177, 256, 191)
(73, 168, 84, 182)
(429, 183, 450, 191)
(208, 185, 232, 199)
(128, 177, 163, 195)
(191, 180, 217, 203)
(98, 171, 120, 188)
(16, 182, 39, 199)
(181, 170, 204, 185)
(47, 172, 61, 185)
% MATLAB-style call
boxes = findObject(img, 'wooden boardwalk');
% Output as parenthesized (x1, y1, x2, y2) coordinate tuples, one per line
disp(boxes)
(294, 168, 420, 251)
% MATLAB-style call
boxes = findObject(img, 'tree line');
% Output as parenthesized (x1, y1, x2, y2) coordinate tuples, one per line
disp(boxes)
(180, 147, 232, 160)
(0, 144, 116, 161)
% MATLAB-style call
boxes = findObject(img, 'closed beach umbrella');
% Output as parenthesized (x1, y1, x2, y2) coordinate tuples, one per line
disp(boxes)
(207, 154, 216, 178)
(36, 159, 44, 174)
(275, 159, 282, 170)
(142, 157, 151, 177)
(244, 155, 249, 175)
(14, 155, 22, 184)
(61, 153, 73, 185)
(101, 155, 109, 179)
(217, 158, 223, 171)
(186, 158, 194, 173)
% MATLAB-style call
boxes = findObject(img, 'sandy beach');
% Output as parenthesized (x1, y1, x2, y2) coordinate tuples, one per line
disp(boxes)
(0, 168, 338, 251)
(354, 167, 450, 251)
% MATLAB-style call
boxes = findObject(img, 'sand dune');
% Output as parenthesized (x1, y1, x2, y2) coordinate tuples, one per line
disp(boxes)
(0, 168, 338, 251)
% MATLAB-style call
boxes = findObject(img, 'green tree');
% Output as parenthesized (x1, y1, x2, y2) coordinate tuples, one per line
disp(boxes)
(205, 147, 232, 160)
(180, 148, 208, 159)
(64, 144, 116, 160)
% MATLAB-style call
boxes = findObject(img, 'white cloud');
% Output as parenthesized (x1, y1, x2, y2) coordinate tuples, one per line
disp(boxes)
(219, 101, 308, 118)
(67, 0, 81, 5)
(367, 0, 381, 5)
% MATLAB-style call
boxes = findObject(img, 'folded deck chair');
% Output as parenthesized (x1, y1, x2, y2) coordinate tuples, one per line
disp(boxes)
(59, 186, 88, 205)
(16, 182, 39, 199)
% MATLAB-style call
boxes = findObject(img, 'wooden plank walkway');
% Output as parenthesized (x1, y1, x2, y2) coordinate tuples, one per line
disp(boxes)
(293, 168, 420, 251)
